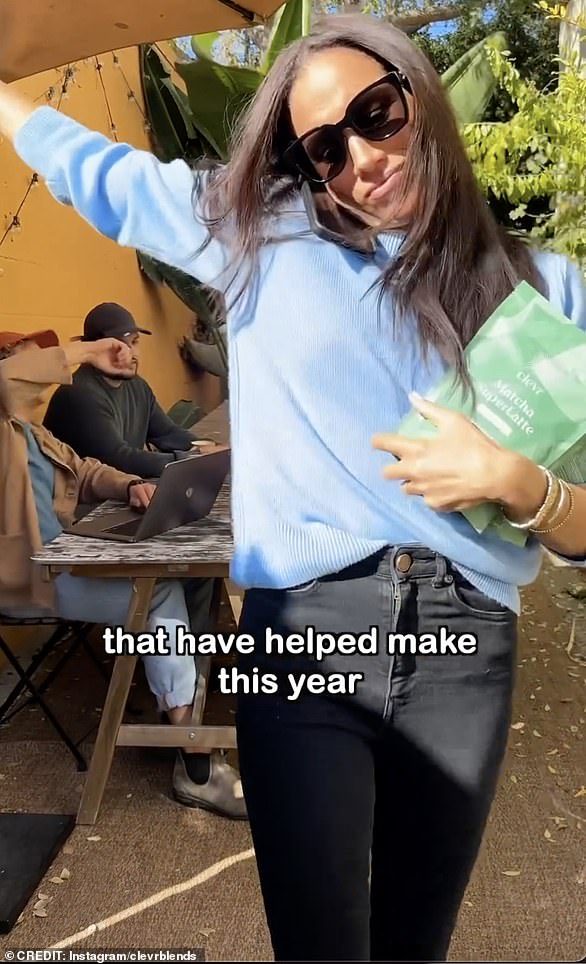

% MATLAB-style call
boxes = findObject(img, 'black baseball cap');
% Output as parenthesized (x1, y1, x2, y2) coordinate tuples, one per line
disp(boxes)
(80, 303, 151, 341)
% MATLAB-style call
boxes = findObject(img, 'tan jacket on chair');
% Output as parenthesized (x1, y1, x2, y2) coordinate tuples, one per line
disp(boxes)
(0, 347, 138, 610)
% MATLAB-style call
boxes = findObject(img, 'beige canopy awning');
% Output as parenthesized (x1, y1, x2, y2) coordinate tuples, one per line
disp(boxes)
(0, 0, 282, 82)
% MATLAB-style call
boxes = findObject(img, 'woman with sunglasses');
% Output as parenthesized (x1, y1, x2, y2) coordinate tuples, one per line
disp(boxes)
(2, 12, 585, 961)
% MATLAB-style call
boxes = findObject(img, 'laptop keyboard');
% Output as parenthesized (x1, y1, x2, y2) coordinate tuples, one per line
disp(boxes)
(107, 518, 142, 536)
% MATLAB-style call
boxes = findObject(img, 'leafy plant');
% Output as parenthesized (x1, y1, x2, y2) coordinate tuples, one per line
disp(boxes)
(441, 32, 508, 124)
(462, 23, 586, 269)
(139, 45, 213, 163)
(414, 0, 559, 122)
(139, 45, 228, 377)
(137, 0, 314, 378)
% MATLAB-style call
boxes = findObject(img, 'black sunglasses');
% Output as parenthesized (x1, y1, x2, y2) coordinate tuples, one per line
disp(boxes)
(281, 71, 410, 185)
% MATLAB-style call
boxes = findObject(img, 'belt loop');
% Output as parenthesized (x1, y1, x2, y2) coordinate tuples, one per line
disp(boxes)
(432, 553, 450, 588)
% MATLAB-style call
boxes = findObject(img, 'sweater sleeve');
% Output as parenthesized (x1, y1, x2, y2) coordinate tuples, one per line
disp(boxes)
(13, 107, 229, 287)
(0, 346, 71, 419)
(43, 381, 173, 478)
(561, 256, 586, 331)
(540, 254, 586, 566)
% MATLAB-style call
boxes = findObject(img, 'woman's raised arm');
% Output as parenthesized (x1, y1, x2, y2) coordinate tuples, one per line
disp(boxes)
(0, 81, 228, 286)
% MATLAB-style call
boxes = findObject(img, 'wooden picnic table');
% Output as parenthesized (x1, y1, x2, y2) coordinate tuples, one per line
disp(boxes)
(32, 401, 242, 825)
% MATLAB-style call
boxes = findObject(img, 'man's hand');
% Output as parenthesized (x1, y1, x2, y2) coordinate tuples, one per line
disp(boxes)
(128, 482, 157, 510)
(64, 338, 134, 377)
(372, 392, 547, 517)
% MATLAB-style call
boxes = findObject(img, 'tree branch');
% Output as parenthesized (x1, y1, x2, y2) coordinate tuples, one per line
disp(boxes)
(391, 0, 488, 30)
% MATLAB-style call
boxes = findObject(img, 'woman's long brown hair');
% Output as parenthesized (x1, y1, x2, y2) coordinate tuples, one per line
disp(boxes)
(196, 13, 545, 381)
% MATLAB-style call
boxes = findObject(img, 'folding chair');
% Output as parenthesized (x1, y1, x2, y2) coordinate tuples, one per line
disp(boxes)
(0, 617, 106, 771)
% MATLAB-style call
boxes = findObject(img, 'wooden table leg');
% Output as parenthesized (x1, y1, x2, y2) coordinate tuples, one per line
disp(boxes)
(77, 576, 156, 825)
(224, 578, 243, 624)
(191, 578, 219, 734)
(191, 655, 211, 727)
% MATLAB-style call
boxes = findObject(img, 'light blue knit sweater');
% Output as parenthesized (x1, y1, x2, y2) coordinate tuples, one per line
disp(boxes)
(14, 107, 586, 612)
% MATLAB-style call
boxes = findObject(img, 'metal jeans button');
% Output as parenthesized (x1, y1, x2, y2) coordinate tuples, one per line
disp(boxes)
(395, 552, 413, 573)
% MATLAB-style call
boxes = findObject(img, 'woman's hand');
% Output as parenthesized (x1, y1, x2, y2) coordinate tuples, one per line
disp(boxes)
(372, 392, 548, 520)
(0, 80, 36, 140)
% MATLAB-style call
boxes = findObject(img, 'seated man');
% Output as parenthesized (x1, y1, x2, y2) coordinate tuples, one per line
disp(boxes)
(44, 302, 199, 477)
(0, 329, 246, 820)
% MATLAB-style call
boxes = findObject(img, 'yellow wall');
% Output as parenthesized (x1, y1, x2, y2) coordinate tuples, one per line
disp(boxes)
(0, 45, 223, 413)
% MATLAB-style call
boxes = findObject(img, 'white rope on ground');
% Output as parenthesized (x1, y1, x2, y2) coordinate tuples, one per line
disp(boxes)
(49, 848, 255, 949)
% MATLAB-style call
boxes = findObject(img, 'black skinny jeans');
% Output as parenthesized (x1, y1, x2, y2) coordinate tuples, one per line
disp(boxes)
(236, 546, 518, 962)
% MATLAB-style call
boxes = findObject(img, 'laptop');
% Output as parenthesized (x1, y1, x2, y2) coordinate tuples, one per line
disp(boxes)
(66, 446, 231, 543)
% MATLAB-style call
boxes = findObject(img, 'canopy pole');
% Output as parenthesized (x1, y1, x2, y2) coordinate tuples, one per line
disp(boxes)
(217, 0, 264, 23)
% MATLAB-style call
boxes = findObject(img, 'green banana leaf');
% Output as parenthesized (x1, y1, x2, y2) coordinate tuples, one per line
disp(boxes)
(175, 58, 261, 160)
(191, 31, 221, 60)
(137, 252, 228, 374)
(260, 0, 312, 74)
(182, 0, 312, 156)
(441, 32, 508, 125)
(140, 44, 216, 162)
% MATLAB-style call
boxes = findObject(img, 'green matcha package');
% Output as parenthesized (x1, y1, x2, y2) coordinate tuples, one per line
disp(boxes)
(398, 281, 586, 545)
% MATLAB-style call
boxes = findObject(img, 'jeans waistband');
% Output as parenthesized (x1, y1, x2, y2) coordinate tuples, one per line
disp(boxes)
(320, 546, 453, 586)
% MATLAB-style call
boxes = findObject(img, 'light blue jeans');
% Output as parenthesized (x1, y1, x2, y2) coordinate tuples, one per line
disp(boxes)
(5, 575, 213, 711)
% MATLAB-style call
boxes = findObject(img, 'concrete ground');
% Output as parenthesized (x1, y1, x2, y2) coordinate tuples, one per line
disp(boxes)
(0, 562, 584, 962)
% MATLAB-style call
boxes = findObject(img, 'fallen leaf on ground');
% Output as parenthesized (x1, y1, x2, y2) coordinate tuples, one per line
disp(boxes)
(198, 928, 215, 938)
(60, 868, 70, 880)
(464, 901, 473, 907)
(548, 766, 558, 774)
(510, 775, 518, 784)
(565, 585, 586, 600)
(33, 896, 51, 917)
(511, 722, 525, 730)
(86, 835, 101, 842)
(502, 870, 521, 876)
(49, 877, 64, 885)
(544, 829, 552, 839)
(533, 730, 542, 738)
(574, 787, 586, 797)
(545, 704, 551, 711)
(547, 749, 559, 755)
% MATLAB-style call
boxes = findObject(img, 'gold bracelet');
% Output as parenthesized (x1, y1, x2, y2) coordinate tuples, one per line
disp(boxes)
(505, 466, 559, 530)
(534, 477, 567, 530)
(533, 481, 575, 533)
